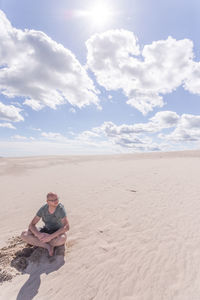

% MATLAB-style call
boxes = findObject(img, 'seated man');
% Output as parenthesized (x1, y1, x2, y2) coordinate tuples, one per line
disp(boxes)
(21, 192, 70, 256)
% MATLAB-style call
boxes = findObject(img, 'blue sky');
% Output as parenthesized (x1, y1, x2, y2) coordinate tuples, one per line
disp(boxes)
(0, 0, 200, 156)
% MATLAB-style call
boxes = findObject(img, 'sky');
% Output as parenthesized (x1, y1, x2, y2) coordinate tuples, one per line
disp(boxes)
(0, 0, 200, 156)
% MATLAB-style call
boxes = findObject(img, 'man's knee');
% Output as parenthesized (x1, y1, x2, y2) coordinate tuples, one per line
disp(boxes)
(51, 233, 67, 245)
(21, 230, 27, 238)
(61, 233, 67, 243)
(20, 229, 32, 240)
(56, 233, 67, 242)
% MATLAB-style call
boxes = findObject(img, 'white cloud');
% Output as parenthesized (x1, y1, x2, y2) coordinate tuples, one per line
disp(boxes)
(93, 111, 179, 138)
(179, 114, 200, 129)
(0, 10, 99, 110)
(0, 122, 16, 129)
(2, 111, 200, 156)
(126, 92, 164, 115)
(1, 12, 199, 117)
(11, 134, 35, 140)
(12, 135, 28, 140)
(29, 126, 41, 132)
(41, 132, 66, 141)
(159, 114, 200, 142)
(115, 136, 160, 151)
(86, 31, 197, 114)
(81, 122, 155, 151)
(10, 101, 22, 107)
(159, 128, 200, 142)
(86, 29, 140, 91)
(40, 131, 102, 145)
(0, 101, 24, 122)
(23, 99, 44, 111)
(1, 11, 199, 117)
(149, 111, 180, 128)
(184, 61, 200, 95)
(79, 111, 200, 151)
(78, 130, 100, 139)
(141, 37, 193, 93)
(40, 129, 124, 152)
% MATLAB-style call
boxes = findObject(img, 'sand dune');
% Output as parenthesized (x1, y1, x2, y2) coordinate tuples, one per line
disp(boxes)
(1, 151, 200, 300)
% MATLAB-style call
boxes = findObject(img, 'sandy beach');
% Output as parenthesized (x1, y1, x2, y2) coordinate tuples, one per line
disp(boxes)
(1, 150, 200, 300)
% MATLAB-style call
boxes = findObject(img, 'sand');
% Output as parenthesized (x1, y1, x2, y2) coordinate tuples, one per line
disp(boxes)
(1, 150, 200, 300)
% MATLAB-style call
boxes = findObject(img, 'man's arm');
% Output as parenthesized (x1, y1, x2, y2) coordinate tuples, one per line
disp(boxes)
(49, 217, 70, 240)
(29, 216, 42, 238)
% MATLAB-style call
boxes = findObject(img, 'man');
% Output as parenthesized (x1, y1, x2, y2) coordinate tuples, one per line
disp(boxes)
(21, 192, 70, 256)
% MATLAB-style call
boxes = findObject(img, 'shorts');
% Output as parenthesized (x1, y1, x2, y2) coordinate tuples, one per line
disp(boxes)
(40, 227, 58, 234)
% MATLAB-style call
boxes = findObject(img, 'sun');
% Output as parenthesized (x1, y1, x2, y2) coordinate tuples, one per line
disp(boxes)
(67, 3, 116, 27)
(88, 3, 113, 26)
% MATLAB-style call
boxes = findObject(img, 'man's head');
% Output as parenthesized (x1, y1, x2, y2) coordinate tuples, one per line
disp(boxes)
(46, 192, 59, 207)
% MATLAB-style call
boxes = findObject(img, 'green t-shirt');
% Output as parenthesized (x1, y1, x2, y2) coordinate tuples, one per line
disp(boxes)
(36, 203, 67, 230)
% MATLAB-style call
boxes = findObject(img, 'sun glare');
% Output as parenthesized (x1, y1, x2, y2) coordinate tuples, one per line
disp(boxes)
(88, 3, 113, 26)
(66, 3, 116, 27)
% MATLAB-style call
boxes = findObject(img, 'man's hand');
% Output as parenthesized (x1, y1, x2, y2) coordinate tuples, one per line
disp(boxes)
(38, 233, 52, 243)
(36, 232, 46, 240)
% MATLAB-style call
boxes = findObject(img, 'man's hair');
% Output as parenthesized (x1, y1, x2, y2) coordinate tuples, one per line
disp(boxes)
(47, 192, 58, 199)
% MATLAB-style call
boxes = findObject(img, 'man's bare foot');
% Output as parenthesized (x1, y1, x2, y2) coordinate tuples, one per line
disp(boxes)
(46, 244, 54, 256)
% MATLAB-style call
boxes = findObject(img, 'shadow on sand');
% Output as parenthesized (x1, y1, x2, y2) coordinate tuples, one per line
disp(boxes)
(13, 246, 65, 300)
(0, 237, 73, 299)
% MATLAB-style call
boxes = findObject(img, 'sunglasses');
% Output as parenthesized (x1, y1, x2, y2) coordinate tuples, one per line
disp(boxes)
(48, 198, 59, 202)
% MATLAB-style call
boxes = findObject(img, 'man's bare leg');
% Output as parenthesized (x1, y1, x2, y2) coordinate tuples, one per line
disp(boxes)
(21, 230, 54, 256)
(49, 233, 67, 248)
